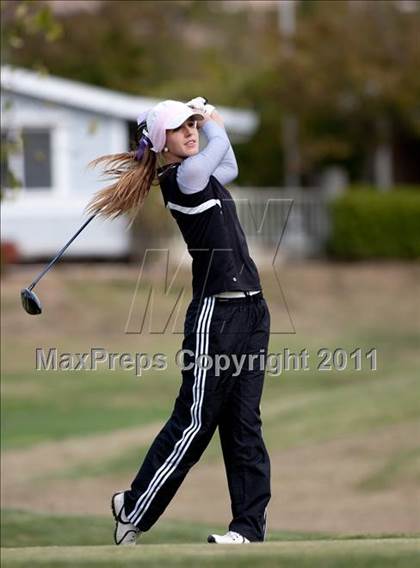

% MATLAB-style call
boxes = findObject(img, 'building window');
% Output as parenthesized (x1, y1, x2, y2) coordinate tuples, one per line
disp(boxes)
(22, 129, 52, 189)
(1, 128, 52, 190)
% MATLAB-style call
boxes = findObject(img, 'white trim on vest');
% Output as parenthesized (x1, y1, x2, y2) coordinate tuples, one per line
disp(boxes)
(166, 198, 221, 215)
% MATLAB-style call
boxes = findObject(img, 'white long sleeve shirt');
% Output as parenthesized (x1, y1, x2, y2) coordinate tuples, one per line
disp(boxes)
(176, 121, 239, 194)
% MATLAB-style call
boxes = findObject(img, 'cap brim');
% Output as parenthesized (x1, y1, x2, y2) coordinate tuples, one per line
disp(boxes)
(166, 110, 205, 130)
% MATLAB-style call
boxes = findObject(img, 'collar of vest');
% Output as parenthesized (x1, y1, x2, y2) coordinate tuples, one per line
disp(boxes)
(157, 162, 181, 176)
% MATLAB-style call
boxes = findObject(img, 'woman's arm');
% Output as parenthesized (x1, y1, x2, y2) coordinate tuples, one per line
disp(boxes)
(177, 112, 237, 194)
(201, 110, 238, 185)
(211, 142, 238, 187)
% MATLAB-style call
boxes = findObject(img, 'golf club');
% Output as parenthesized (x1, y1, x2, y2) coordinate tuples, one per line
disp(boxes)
(20, 214, 96, 315)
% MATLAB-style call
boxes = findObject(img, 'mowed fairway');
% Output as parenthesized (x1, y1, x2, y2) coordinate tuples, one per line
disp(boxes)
(1, 261, 420, 565)
(2, 539, 420, 568)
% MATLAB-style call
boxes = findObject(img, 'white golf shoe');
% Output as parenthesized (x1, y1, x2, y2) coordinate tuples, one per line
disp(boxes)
(207, 530, 250, 544)
(111, 492, 141, 545)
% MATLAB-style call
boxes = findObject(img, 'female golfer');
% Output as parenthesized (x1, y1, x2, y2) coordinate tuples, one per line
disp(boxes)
(87, 97, 271, 545)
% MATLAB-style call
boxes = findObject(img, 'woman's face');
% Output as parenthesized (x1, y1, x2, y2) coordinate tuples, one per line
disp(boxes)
(163, 118, 199, 163)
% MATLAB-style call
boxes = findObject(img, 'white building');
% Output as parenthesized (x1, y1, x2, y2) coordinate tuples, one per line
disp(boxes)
(1, 66, 258, 260)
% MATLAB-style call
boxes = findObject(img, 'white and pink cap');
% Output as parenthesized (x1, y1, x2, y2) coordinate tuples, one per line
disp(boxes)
(136, 100, 205, 154)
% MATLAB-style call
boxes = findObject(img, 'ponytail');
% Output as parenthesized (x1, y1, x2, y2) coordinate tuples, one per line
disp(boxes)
(85, 125, 160, 227)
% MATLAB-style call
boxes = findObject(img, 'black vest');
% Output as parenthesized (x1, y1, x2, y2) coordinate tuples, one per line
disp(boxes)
(157, 162, 262, 300)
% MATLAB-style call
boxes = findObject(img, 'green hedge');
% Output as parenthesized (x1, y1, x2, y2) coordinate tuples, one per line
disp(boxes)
(327, 188, 420, 259)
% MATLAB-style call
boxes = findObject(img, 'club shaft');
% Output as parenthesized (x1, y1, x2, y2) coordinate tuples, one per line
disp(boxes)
(28, 214, 96, 290)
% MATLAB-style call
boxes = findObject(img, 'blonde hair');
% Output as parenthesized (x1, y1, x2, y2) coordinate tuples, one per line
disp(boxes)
(85, 133, 162, 227)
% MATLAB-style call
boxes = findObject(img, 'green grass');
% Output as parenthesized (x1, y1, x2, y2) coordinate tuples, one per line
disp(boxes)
(1, 370, 178, 449)
(2, 541, 419, 567)
(2, 263, 420, 555)
(262, 373, 420, 449)
(2, 510, 419, 568)
(3, 339, 419, 451)
(1, 510, 220, 548)
(358, 447, 420, 491)
(37, 369, 420, 480)
(3, 264, 419, 451)
(1, 510, 331, 548)
(45, 445, 151, 480)
(2, 329, 419, 502)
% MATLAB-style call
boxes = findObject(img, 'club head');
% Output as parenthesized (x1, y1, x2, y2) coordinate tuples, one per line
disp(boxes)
(21, 288, 42, 315)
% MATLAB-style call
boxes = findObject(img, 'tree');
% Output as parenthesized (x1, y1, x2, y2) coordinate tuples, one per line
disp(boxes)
(3, 0, 420, 186)
(1, 0, 63, 69)
(242, 0, 420, 184)
(1, 0, 63, 196)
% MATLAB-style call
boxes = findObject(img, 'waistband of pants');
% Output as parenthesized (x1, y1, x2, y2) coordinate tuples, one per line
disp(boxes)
(212, 290, 263, 303)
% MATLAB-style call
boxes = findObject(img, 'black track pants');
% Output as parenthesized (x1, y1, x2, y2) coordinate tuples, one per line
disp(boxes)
(123, 292, 271, 542)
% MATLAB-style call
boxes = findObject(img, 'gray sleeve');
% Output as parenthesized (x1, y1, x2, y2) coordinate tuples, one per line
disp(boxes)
(212, 144, 239, 186)
(177, 121, 238, 194)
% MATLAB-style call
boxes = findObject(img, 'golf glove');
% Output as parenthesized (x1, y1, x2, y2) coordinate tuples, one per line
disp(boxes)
(186, 96, 215, 118)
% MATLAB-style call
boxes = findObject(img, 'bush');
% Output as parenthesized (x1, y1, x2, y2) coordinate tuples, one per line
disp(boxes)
(327, 188, 420, 259)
